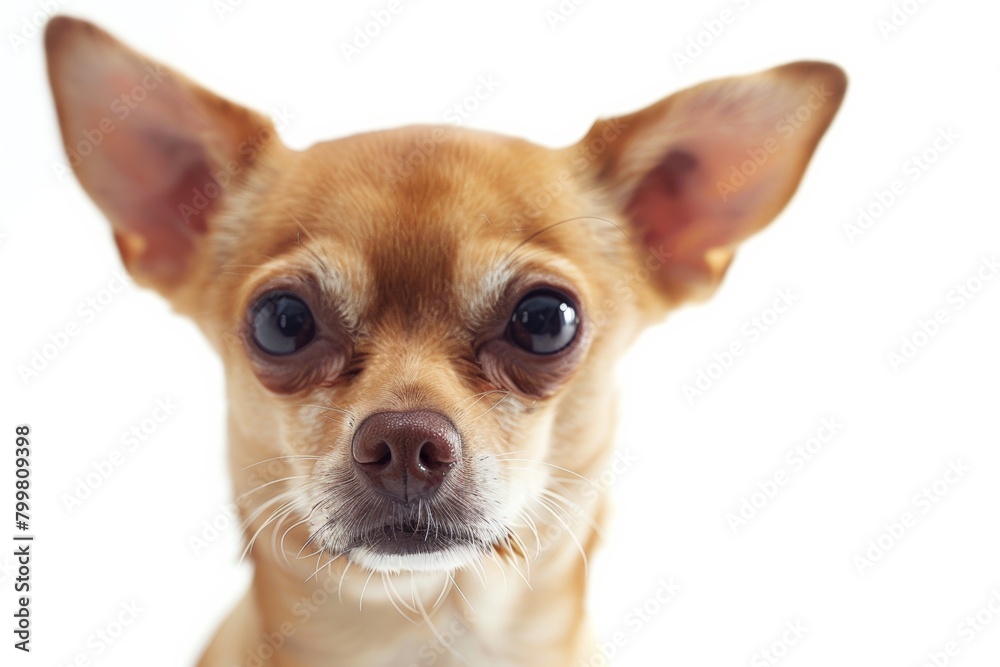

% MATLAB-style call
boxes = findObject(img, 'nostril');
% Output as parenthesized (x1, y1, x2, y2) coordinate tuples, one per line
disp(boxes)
(356, 438, 393, 466)
(417, 438, 457, 470)
(417, 440, 446, 469)
(373, 440, 392, 467)
(418, 441, 433, 468)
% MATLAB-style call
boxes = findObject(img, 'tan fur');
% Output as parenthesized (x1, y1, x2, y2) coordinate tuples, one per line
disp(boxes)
(46, 16, 845, 666)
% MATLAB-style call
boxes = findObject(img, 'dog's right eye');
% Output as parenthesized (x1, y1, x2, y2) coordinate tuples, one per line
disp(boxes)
(250, 292, 316, 355)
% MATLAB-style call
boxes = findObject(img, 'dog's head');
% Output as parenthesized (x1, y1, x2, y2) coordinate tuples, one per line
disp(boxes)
(47, 17, 844, 573)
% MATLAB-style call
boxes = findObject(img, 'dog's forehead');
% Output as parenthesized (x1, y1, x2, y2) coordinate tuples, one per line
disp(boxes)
(245, 126, 593, 327)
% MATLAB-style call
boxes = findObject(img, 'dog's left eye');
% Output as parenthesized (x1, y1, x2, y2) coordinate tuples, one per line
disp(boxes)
(508, 290, 579, 354)
(250, 292, 316, 355)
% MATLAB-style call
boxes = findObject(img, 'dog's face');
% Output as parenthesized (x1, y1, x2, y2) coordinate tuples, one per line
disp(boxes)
(219, 131, 633, 572)
(46, 18, 845, 573)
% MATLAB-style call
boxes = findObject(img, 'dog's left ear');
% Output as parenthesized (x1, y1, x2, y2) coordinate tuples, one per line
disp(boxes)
(578, 62, 846, 306)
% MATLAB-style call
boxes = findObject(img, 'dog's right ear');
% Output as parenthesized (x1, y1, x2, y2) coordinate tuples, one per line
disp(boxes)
(45, 16, 278, 295)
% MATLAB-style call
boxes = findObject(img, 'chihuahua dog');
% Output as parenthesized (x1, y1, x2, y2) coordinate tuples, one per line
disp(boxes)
(46, 16, 844, 666)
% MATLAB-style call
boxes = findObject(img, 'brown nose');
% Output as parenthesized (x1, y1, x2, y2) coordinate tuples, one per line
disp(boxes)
(351, 411, 461, 503)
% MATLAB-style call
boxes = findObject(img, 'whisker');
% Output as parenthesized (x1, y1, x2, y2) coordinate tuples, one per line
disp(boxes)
(538, 488, 605, 538)
(469, 556, 489, 590)
(471, 391, 511, 421)
(310, 548, 326, 583)
(291, 215, 320, 244)
(305, 549, 344, 583)
(504, 530, 533, 581)
(449, 572, 476, 616)
(499, 215, 637, 266)
(320, 415, 350, 426)
(338, 559, 353, 603)
(359, 569, 378, 612)
(412, 575, 471, 666)
(236, 475, 311, 503)
(277, 506, 317, 565)
(291, 403, 357, 418)
(531, 498, 590, 575)
(237, 487, 302, 535)
(497, 458, 593, 484)
(297, 519, 328, 560)
(382, 573, 420, 621)
(430, 575, 452, 614)
(242, 455, 322, 471)
(485, 551, 508, 594)
(452, 389, 508, 414)
(279, 507, 316, 560)
(488, 449, 536, 460)
(241, 496, 298, 564)
(517, 510, 542, 558)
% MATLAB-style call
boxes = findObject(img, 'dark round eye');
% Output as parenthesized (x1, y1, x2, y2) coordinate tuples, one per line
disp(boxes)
(508, 290, 579, 355)
(250, 292, 316, 355)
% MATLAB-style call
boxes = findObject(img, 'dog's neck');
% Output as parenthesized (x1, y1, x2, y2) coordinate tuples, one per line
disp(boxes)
(212, 385, 619, 667)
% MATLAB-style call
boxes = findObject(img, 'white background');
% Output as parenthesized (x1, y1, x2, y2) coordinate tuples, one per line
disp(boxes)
(3, 0, 1000, 665)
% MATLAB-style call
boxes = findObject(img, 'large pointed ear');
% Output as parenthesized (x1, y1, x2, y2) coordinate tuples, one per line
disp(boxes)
(579, 62, 846, 306)
(45, 16, 278, 294)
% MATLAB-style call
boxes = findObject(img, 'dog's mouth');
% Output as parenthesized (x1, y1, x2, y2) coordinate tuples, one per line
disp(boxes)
(323, 516, 518, 573)
(341, 520, 489, 573)
(347, 521, 478, 556)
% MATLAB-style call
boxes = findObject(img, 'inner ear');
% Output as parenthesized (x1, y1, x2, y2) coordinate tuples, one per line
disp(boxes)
(111, 134, 215, 278)
(627, 149, 700, 245)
